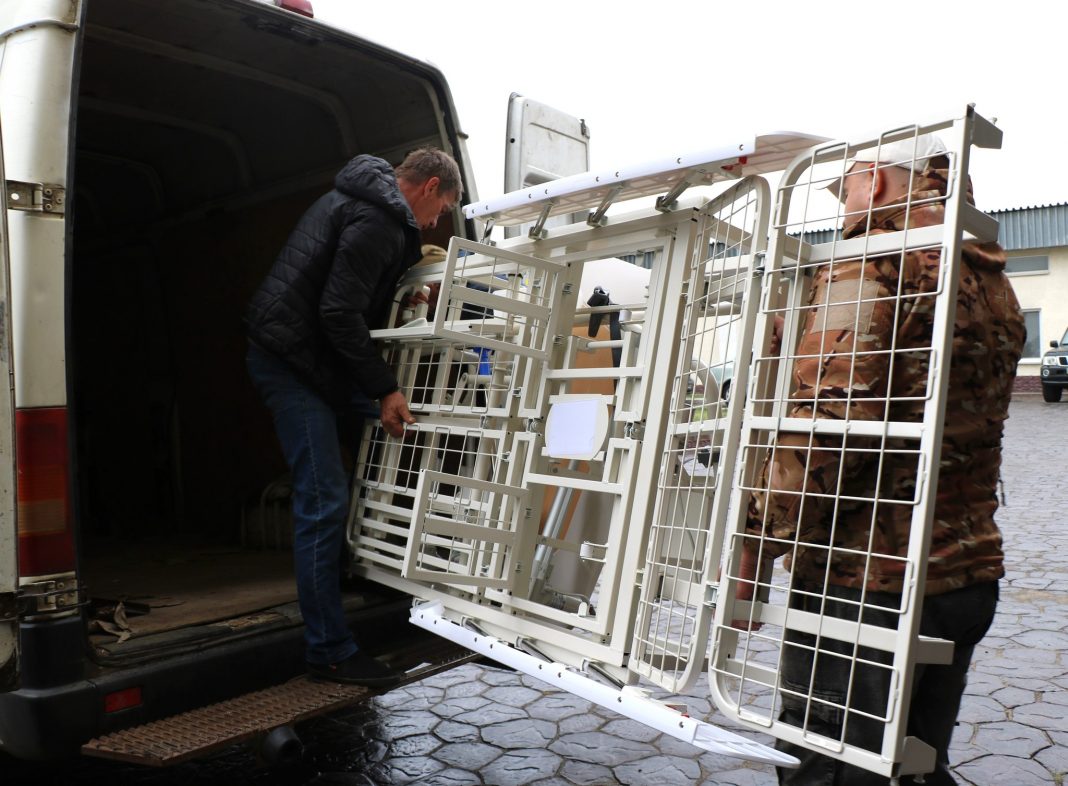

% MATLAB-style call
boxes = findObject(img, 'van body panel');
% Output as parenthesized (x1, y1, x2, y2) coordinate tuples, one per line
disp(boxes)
(0, 137, 18, 692)
(0, 613, 307, 759)
(0, 0, 77, 694)
(0, 2, 79, 408)
(8, 214, 68, 407)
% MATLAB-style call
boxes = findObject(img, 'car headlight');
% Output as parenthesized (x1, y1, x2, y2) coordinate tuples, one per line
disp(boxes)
(1044, 355, 1059, 366)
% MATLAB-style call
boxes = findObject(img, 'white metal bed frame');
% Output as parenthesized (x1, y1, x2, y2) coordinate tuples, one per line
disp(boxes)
(347, 107, 1001, 778)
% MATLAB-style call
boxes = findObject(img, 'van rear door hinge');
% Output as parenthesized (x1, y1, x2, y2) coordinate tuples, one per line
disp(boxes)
(17, 579, 83, 616)
(5, 181, 65, 215)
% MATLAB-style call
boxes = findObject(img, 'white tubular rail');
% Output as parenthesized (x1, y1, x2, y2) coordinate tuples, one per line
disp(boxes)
(410, 601, 798, 769)
(464, 132, 828, 228)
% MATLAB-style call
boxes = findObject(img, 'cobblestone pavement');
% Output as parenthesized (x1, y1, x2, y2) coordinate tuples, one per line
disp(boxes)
(2, 396, 1064, 786)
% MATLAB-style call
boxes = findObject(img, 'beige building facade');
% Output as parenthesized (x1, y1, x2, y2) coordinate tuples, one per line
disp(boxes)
(992, 204, 1068, 391)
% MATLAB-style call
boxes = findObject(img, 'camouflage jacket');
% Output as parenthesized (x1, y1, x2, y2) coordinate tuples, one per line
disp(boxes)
(746, 168, 1025, 595)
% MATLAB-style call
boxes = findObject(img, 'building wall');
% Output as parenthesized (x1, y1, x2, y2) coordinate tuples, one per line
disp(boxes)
(1004, 246, 1068, 390)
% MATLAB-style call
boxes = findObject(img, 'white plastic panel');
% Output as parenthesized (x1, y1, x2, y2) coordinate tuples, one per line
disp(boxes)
(503, 93, 591, 239)
(504, 93, 590, 194)
(544, 395, 610, 460)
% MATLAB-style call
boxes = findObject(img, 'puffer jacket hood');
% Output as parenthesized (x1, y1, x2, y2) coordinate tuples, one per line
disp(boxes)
(335, 155, 419, 231)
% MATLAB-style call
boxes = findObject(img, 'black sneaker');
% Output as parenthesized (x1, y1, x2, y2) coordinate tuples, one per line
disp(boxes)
(307, 651, 402, 689)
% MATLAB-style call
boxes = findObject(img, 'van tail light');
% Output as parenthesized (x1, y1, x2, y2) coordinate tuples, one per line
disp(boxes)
(16, 407, 76, 577)
(276, 0, 313, 17)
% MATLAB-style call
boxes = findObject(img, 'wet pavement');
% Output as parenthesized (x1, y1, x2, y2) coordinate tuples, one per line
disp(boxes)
(2, 395, 1065, 785)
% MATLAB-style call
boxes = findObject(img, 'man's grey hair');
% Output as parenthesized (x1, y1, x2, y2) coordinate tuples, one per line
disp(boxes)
(395, 147, 463, 199)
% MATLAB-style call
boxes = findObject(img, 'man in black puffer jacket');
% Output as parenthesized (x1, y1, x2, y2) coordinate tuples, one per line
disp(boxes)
(246, 148, 461, 687)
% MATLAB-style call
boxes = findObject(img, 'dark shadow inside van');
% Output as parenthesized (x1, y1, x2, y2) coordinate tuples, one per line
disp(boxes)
(69, 0, 464, 661)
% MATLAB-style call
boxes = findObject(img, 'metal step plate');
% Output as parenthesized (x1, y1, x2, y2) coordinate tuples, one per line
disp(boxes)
(81, 676, 368, 766)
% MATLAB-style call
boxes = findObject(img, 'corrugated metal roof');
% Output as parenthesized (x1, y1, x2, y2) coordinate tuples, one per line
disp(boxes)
(797, 228, 840, 246)
(989, 203, 1068, 251)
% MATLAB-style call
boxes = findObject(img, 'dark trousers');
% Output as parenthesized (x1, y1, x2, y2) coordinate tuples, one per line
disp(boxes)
(246, 344, 362, 666)
(777, 581, 999, 786)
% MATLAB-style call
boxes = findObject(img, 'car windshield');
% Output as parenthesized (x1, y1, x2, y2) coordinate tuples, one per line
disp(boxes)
(1061, 327, 1068, 347)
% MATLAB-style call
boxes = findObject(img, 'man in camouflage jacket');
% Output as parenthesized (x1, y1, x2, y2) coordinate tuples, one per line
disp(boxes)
(744, 136, 1025, 785)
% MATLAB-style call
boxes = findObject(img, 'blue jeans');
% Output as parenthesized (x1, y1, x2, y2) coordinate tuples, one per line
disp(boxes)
(777, 580, 998, 786)
(246, 343, 362, 666)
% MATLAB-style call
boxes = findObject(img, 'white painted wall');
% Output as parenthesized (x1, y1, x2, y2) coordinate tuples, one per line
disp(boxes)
(1004, 246, 1068, 376)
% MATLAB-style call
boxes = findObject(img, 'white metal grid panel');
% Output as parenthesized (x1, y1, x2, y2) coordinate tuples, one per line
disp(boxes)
(402, 471, 526, 589)
(630, 177, 770, 692)
(350, 422, 518, 574)
(709, 109, 999, 779)
(349, 200, 713, 684)
(432, 238, 570, 363)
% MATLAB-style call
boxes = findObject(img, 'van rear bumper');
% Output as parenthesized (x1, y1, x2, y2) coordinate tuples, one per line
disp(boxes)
(0, 596, 416, 761)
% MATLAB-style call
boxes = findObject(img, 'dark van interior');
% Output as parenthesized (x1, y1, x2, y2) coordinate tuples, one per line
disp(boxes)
(70, 0, 467, 659)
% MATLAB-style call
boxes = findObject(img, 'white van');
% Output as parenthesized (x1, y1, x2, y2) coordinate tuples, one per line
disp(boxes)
(0, 0, 524, 762)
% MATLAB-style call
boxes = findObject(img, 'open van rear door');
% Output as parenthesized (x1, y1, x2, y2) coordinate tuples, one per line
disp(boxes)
(504, 93, 590, 193)
(503, 93, 590, 237)
(0, 124, 18, 692)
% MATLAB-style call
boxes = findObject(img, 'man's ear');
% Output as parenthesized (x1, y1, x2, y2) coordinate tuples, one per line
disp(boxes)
(869, 165, 888, 202)
(422, 176, 441, 197)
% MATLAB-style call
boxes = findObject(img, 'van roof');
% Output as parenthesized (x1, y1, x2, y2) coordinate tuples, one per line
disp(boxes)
(75, 0, 468, 225)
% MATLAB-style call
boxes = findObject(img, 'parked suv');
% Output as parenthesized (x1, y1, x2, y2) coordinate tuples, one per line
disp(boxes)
(1041, 326, 1068, 402)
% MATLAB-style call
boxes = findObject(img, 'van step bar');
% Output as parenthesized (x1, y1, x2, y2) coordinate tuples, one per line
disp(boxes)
(81, 675, 368, 766)
(81, 645, 476, 766)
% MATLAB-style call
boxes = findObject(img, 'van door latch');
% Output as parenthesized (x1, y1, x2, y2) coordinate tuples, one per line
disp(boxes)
(5, 181, 66, 215)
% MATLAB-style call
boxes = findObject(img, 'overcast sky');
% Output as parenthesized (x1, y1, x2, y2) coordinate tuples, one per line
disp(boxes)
(311, 0, 1060, 214)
